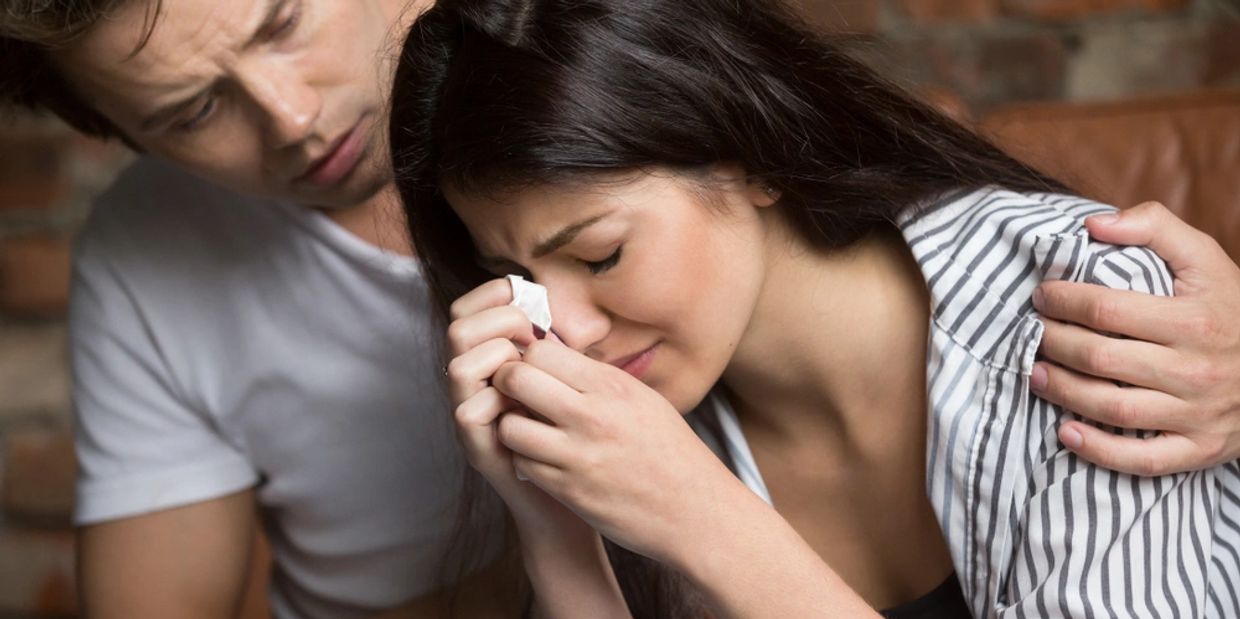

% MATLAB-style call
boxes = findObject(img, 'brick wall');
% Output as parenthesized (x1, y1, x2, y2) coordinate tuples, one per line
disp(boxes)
(0, 0, 1236, 616)
(0, 115, 128, 617)
(800, 0, 1240, 111)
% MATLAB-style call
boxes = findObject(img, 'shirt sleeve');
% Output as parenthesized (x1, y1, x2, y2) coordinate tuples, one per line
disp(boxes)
(70, 222, 258, 525)
(997, 242, 1223, 617)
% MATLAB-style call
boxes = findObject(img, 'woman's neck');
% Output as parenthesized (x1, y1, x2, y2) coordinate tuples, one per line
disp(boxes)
(722, 220, 931, 447)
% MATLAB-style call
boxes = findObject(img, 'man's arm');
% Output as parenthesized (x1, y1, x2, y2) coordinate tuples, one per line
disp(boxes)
(78, 490, 257, 619)
(1032, 202, 1240, 475)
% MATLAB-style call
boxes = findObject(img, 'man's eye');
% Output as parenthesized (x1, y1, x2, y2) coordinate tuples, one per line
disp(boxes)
(584, 246, 623, 275)
(175, 96, 218, 132)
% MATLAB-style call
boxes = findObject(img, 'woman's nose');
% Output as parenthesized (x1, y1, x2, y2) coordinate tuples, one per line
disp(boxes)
(546, 289, 610, 355)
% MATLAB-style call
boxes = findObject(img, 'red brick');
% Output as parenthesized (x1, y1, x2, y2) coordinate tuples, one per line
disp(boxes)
(0, 129, 71, 211)
(796, 0, 882, 34)
(975, 33, 1069, 107)
(1064, 20, 1220, 101)
(1002, 0, 1191, 21)
(0, 325, 71, 421)
(0, 524, 77, 615)
(897, 0, 998, 24)
(881, 32, 1068, 111)
(0, 235, 73, 318)
(1203, 21, 1240, 88)
(1, 426, 77, 525)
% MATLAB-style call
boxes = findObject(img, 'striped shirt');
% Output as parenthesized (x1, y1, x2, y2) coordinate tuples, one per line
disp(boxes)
(691, 187, 1240, 618)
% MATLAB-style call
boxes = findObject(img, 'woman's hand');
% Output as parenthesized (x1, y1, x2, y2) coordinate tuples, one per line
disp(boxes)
(1032, 202, 1240, 475)
(488, 338, 752, 563)
(446, 279, 630, 619)
(491, 340, 881, 618)
(446, 279, 570, 526)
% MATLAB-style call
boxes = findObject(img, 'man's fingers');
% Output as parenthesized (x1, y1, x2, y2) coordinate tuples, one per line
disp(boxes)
(1057, 422, 1205, 476)
(1031, 361, 1188, 432)
(1035, 283, 1179, 344)
(1037, 318, 1183, 388)
(1084, 202, 1225, 278)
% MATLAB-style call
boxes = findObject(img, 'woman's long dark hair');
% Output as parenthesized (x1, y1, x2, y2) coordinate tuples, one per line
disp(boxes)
(388, 0, 1065, 615)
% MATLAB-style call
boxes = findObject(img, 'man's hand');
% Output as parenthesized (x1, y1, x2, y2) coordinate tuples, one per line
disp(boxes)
(1032, 202, 1240, 475)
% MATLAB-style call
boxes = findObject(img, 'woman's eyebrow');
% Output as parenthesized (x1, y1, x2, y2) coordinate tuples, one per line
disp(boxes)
(531, 214, 609, 259)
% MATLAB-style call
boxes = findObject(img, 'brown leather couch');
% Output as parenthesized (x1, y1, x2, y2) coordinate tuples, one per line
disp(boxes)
(982, 90, 1240, 261)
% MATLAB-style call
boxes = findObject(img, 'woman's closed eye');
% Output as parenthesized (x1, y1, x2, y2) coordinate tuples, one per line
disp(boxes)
(583, 245, 623, 275)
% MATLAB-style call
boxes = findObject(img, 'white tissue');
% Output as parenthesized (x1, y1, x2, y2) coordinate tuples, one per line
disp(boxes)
(506, 275, 553, 335)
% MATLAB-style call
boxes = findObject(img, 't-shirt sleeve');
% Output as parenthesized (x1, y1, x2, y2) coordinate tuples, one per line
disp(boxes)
(998, 242, 1225, 617)
(70, 226, 257, 525)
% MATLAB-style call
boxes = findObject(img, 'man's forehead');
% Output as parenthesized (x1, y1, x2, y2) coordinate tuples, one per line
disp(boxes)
(53, 0, 261, 95)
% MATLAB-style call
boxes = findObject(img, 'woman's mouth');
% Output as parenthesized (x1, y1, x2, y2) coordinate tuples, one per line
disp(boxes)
(612, 343, 659, 379)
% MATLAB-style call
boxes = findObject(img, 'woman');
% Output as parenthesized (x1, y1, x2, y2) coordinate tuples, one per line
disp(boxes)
(388, 0, 1240, 616)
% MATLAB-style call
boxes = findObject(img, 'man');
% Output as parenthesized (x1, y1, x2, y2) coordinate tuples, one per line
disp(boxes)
(2, 0, 1238, 617)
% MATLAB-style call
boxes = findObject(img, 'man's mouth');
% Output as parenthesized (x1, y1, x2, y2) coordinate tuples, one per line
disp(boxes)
(295, 118, 368, 187)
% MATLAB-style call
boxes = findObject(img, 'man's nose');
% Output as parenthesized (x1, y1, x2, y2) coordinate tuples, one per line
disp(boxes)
(238, 61, 321, 149)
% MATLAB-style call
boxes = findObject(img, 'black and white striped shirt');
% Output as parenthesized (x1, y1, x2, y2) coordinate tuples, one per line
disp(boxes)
(694, 187, 1240, 617)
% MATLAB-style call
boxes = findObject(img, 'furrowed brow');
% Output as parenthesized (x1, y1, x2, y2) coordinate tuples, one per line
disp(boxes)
(244, 0, 287, 50)
(137, 0, 283, 133)
(532, 214, 608, 259)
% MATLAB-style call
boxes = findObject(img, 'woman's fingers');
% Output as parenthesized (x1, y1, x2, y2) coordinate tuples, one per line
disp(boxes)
(492, 360, 586, 426)
(498, 412, 571, 467)
(1031, 361, 1189, 432)
(447, 304, 536, 356)
(520, 339, 615, 393)
(450, 278, 518, 322)
(1056, 423, 1217, 477)
(447, 337, 522, 404)
(1034, 283, 1180, 345)
(1036, 318, 1185, 390)
(453, 386, 517, 473)
(511, 452, 565, 490)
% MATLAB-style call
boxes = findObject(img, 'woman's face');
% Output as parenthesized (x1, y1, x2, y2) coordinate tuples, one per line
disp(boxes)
(447, 171, 778, 413)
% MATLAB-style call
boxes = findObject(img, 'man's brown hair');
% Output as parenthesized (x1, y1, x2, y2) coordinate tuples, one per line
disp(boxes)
(2, 0, 162, 140)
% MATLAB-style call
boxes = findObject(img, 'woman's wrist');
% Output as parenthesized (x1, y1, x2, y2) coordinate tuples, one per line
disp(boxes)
(663, 479, 879, 619)
(518, 527, 631, 619)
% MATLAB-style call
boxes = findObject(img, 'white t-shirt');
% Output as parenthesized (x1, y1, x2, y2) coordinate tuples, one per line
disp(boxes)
(70, 158, 481, 618)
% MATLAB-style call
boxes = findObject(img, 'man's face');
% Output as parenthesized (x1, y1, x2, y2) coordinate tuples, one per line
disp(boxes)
(53, 0, 429, 209)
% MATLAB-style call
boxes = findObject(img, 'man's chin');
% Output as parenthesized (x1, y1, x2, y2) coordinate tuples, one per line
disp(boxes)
(291, 172, 393, 211)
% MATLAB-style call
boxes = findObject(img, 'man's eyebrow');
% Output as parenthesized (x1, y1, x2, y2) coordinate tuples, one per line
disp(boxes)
(243, 0, 288, 50)
(532, 214, 609, 259)
(137, 0, 284, 133)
